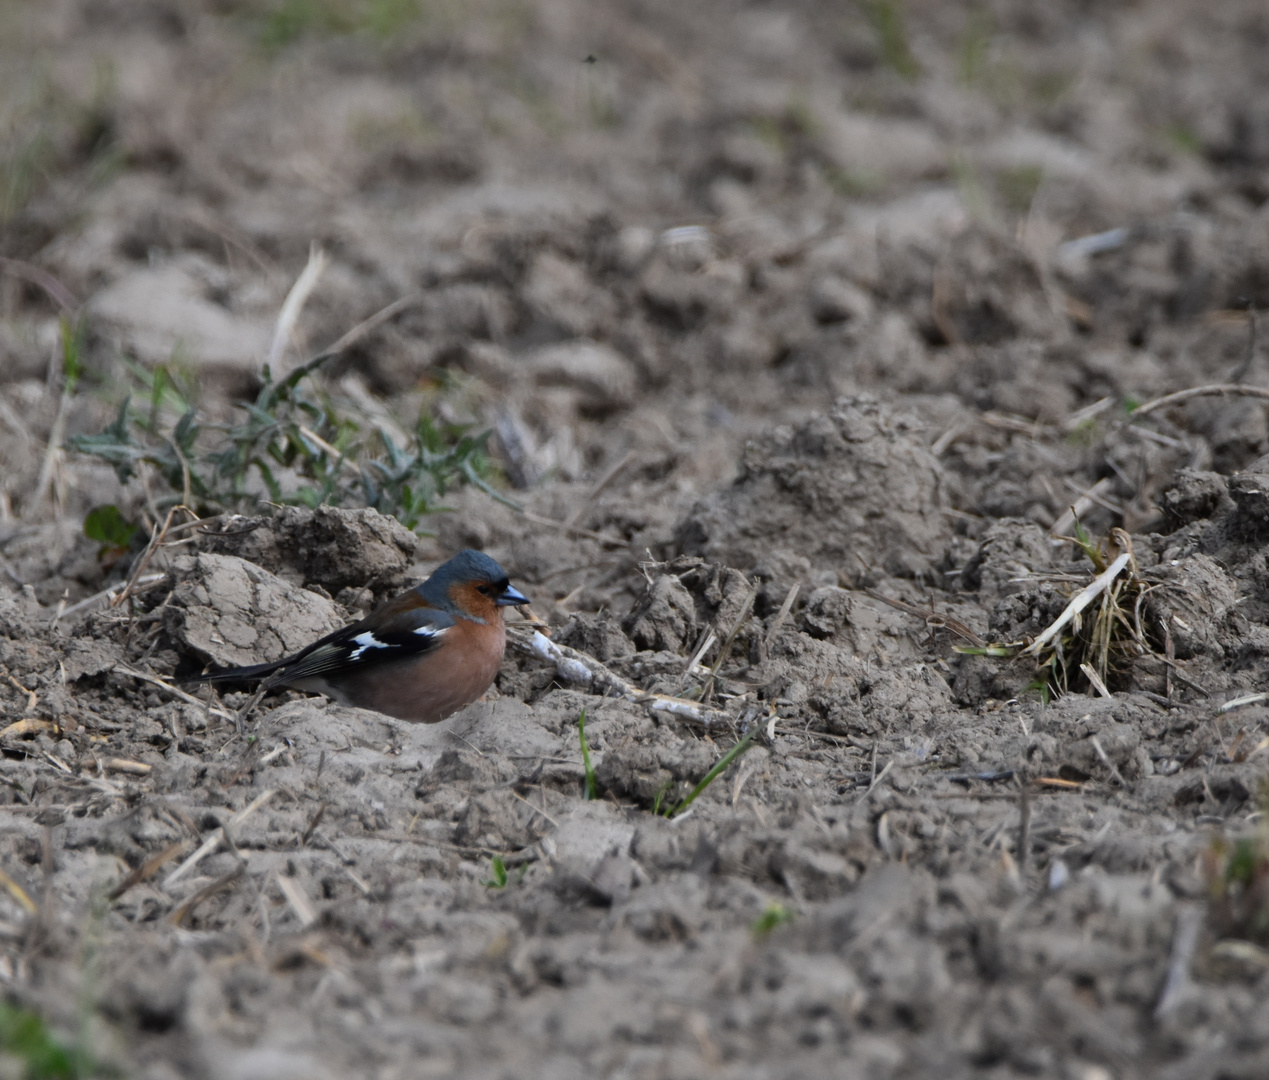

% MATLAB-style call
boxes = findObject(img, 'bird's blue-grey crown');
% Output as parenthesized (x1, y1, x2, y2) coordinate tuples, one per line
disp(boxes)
(419, 549, 528, 608)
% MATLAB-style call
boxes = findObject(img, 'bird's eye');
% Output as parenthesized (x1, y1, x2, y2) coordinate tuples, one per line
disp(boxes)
(476, 584, 492, 596)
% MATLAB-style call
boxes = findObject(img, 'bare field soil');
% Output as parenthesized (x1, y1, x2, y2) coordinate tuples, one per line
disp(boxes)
(4, 1, 1269, 1077)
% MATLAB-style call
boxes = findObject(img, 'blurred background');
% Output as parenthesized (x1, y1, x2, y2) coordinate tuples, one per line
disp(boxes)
(1, 0, 1267, 606)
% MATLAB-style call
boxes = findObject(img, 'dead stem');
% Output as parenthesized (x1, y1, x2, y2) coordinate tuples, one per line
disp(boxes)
(1131, 383, 1269, 420)
(267, 244, 329, 372)
(513, 627, 733, 728)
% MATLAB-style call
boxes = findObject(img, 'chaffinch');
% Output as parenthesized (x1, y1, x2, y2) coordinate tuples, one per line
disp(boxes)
(195, 549, 530, 723)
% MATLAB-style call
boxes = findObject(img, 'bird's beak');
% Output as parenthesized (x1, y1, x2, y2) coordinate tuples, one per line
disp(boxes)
(496, 584, 531, 607)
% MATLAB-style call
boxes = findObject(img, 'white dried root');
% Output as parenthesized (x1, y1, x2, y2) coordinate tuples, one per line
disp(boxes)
(510, 629, 732, 728)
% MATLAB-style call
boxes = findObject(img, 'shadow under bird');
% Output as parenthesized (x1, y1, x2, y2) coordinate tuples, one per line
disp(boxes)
(194, 549, 530, 723)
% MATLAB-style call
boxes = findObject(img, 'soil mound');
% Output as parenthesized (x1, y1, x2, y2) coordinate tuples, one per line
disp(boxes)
(676, 395, 949, 583)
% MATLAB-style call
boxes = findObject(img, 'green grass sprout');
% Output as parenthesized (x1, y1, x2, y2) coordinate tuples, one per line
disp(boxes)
(1204, 788, 1269, 946)
(577, 709, 598, 800)
(667, 728, 758, 818)
(0, 1003, 93, 1080)
(751, 902, 795, 937)
(858, 0, 920, 80)
(482, 855, 508, 889)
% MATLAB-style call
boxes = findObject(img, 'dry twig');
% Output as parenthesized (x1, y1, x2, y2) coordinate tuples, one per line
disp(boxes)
(513, 629, 732, 728)
(164, 788, 276, 888)
(1131, 383, 1269, 419)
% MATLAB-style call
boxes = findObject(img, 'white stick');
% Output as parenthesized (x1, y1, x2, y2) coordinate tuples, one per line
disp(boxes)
(525, 630, 728, 727)
(164, 789, 276, 888)
(267, 244, 329, 371)
(1024, 552, 1131, 656)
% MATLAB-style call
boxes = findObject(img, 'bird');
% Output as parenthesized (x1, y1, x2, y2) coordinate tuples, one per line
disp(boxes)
(194, 549, 530, 723)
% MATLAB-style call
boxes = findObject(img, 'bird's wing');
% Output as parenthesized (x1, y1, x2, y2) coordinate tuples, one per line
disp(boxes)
(194, 599, 455, 687)
(266, 602, 456, 685)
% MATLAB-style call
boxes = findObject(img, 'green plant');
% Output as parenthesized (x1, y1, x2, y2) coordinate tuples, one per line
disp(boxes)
(70, 354, 494, 531)
(751, 902, 794, 937)
(1205, 791, 1269, 945)
(480, 854, 526, 889)
(82, 504, 141, 558)
(0, 62, 120, 227)
(650, 779, 674, 818)
(577, 709, 598, 800)
(1164, 122, 1203, 157)
(0, 1003, 92, 1080)
(957, 5, 994, 88)
(249, 0, 462, 52)
(481, 855, 508, 889)
(858, 0, 920, 80)
(666, 729, 757, 817)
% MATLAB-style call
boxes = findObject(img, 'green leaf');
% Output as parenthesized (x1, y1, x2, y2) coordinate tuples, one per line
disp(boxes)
(59, 315, 85, 394)
(83, 504, 139, 549)
(751, 902, 794, 937)
(953, 644, 1018, 658)
(0, 1002, 91, 1079)
(482, 855, 508, 889)
(669, 728, 758, 818)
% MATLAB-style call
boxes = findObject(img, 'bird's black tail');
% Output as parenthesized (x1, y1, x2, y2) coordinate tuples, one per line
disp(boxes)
(190, 659, 289, 684)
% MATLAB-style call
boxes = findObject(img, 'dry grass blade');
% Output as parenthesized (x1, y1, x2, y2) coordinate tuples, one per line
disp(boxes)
(268, 244, 329, 371)
(1131, 383, 1269, 420)
(865, 589, 987, 648)
(110, 504, 198, 611)
(0, 256, 78, 312)
(565, 449, 637, 526)
(763, 583, 798, 652)
(168, 866, 244, 927)
(164, 788, 276, 888)
(1060, 396, 1114, 432)
(1050, 478, 1115, 537)
(56, 573, 166, 621)
(980, 411, 1052, 439)
(956, 526, 1156, 700)
(297, 424, 359, 477)
(1025, 552, 1131, 657)
(518, 508, 628, 547)
(705, 583, 758, 701)
(1219, 693, 1269, 714)
(109, 841, 187, 901)
(102, 758, 152, 775)
(32, 365, 73, 511)
(0, 867, 38, 915)
(300, 802, 327, 847)
(1155, 905, 1203, 1020)
(685, 631, 718, 674)
(1016, 778, 1032, 882)
(1089, 735, 1127, 787)
(114, 663, 235, 721)
(1, 718, 55, 739)
(1079, 662, 1113, 699)
(276, 875, 318, 928)
(318, 293, 419, 358)
(854, 759, 894, 809)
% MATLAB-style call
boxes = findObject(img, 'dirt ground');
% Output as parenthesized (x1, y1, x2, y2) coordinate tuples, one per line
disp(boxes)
(4, 1, 1269, 1077)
